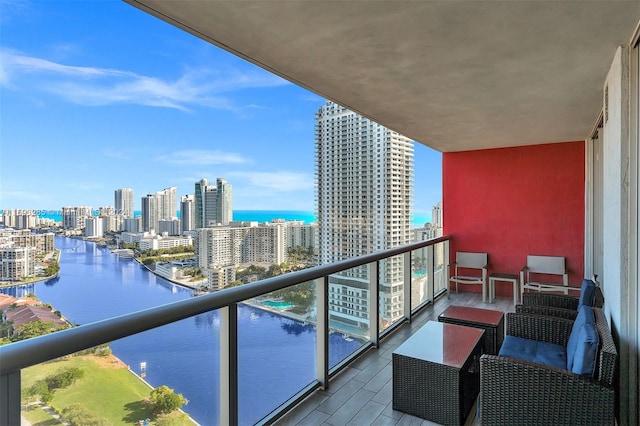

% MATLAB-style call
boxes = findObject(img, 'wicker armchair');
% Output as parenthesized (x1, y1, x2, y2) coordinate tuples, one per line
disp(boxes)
(479, 308, 617, 425)
(516, 278, 603, 320)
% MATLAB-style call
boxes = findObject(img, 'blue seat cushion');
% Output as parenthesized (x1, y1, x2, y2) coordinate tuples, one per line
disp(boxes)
(578, 279, 597, 308)
(499, 335, 567, 370)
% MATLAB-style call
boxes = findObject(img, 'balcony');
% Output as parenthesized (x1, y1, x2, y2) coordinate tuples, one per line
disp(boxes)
(1, 236, 522, 425)
(274, 291, 514, 426)
(1, 1, 638, 424)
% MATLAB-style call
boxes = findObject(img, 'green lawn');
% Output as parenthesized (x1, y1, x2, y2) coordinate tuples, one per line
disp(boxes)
(21, 405, 59, 425)
(21, 356, 193, 425)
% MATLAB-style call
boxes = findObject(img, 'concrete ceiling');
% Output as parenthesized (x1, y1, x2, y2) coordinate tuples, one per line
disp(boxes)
(124, 1, 639, 153)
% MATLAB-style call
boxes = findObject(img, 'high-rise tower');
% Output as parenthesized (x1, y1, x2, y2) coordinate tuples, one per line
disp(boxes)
(181, 194, 195, 232)
(141, 194, 158, 232)
(114, 188, 134, 218)
(141, 187, 177, 232)
(315, 100, 414, 329)
(157, 186, 177, 221)
(195, 178, 232, 228)
(215, 178, 233, 226)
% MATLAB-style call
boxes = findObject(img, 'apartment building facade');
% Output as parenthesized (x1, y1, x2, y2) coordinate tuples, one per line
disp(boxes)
(315, 100, 414, 329)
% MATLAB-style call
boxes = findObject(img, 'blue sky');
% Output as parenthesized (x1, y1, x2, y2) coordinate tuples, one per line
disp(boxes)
(0, 0, 442, 214)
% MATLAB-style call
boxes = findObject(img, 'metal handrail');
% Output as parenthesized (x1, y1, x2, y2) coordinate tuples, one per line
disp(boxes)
(0, 236, 450, 374)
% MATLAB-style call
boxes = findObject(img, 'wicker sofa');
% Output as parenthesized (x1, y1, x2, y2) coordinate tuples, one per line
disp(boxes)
(479, 307, 617, 425)
(516, 278, 603, 320)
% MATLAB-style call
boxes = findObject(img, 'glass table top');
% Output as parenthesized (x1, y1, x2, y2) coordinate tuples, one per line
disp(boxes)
(393, 321, 484, 368)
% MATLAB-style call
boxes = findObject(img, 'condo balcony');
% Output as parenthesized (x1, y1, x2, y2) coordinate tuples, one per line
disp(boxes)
(2, 236, 524, 425)
(2, 1, 639, 425)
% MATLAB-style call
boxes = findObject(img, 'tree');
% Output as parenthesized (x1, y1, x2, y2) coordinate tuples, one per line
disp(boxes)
(14, 320, 67, 340)
(149, 385, 188, 414)
(62, 404, 108, 426)
(27, 380, 54, 404)
(46, 367, 84, 389)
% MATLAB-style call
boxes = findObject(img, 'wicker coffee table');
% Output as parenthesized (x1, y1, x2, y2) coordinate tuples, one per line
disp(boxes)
(438, 305, 505, 355)
(392, 321, 484, 425)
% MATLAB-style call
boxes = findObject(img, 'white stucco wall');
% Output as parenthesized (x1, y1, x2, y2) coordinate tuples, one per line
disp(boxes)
(602, 46, 629, 329)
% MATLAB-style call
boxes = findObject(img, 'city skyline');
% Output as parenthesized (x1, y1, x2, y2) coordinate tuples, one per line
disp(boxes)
(0, 1, 442, 213)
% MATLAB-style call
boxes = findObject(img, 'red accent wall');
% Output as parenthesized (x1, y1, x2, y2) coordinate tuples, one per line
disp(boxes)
(443, 141, 585, 297)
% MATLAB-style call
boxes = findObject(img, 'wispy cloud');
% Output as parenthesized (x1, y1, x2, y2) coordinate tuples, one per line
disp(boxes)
(0, 49, 289, 111)
(228, 171, 314, 192)
(155, 150, 251, 166)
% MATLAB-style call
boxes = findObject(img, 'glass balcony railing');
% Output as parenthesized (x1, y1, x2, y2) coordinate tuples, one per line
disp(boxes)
(0, 236, 450, 425)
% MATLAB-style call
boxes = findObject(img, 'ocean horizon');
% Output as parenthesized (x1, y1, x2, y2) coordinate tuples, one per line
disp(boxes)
(39, 209, 432, 227)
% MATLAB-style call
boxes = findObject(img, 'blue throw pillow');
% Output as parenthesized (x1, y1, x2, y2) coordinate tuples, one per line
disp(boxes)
(567, 306, 595, 371)
(578, 279, 596, 308)
(570, 321, 600, 377)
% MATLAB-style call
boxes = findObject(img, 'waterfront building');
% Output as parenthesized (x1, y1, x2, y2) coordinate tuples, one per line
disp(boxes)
(141, 193, 158, 232)
(114, 188, 135, 218)
(120, 232, 143, 244)
(103, 214, 125, 232)
(203, 265, 236, 291)
(0, 210, 37, 230)
(432, 201, 443, 229)
(2, 305, 68, 337)
(138, 233, 193, 251)
(157, 186, 178, 221)
(62, 206, 92, 230)
(154, 261, 184, 281)
(0, 229, 55, 255)
(35, 217, 58, 228)
(245, 222, 287, 265)
(180, 194, 195, 233)
(216, 179, 233, 226)
(195, 178, 233, 227)
(142, 187, 178, 232)
(315, 100, 414, 329)
(85, 217, 105, 238)
(197, 227, 239, 269)
(197, 221, 290, 270)
(285, 221, 318, 252)
(0, 247, 36, 281)
(158, 219, 181, 236)
(123, 217, 141, 233)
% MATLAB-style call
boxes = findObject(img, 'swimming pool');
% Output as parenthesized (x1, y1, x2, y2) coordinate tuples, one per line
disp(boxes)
(263, 300, 293, 309)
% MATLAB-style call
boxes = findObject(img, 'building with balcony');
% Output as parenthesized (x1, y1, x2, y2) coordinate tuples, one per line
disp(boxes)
(0, 210, 38, 230)
(0, 229, 54, 255)
(0, 247, 36, 282)
(122, 217, 141, 233)
(137, 233, 193, 251)
(116, 2, 640, 423)
(84, 217, 104, 238)
(284, 220, 318, 252)
(3, 2, 640, 426)
(195, 178, 233, 228)
(141, 187, 177, 232)
(114, 188, 134, 218)
(61, 206, 92, 230)
(158, 219, 181, 236)
(180, 194, 195, 233)
(316, 100, 414, 329)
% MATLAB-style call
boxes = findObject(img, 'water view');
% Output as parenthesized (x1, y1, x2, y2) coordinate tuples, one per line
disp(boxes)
(3, 237, 364, 425)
